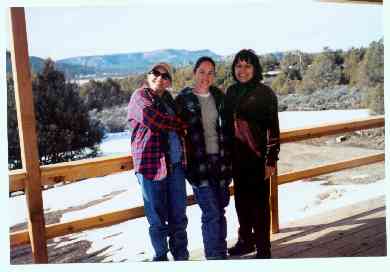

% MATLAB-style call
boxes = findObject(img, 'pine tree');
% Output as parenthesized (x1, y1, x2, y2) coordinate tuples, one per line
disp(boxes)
(297, 48, 343, 94)
(358, 39, 384, 114)
(7, 76, 22, 169)
(7, 59, 104, 169)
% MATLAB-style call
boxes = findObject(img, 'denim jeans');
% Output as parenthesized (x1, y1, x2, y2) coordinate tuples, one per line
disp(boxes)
(193, 181, 230, 259)
(136, 164, 189, 260)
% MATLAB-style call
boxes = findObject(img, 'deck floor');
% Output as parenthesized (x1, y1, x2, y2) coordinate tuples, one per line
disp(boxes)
(191, 196, 387, 260)
(11, 196, 387, 263)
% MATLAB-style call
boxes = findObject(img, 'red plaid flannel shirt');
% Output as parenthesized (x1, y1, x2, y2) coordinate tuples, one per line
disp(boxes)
(128, 87, 186, 180)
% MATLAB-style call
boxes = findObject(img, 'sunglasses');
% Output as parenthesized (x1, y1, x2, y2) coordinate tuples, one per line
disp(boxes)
(149, 69, 171, 81)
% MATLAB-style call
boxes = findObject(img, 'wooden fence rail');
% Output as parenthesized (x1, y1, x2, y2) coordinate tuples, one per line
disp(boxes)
(9, 115, 384, 193)
(10, 155, 134, 193)
(9, 116, 385, 247)
(278, 153, 384, 185)
(280, 115, 384, 143)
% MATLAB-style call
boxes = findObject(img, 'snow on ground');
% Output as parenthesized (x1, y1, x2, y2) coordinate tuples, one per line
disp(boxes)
(9, 109, 385, 261)
(278, 109, 371, 130)
(98, 109, 373, 156)
(99, 131, 131, 156)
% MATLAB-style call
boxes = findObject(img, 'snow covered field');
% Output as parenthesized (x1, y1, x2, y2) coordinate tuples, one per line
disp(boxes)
(99, 109, 372, 156)
(9, 109, 386, 262)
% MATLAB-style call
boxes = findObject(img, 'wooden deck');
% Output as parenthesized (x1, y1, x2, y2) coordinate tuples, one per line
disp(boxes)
(10, 196, 386, 264)
(191, 196, 387, 260)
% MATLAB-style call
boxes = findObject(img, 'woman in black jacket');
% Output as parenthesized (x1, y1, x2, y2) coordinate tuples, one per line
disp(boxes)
(175, 57, 232, 260)
(225, 49, 280, 259)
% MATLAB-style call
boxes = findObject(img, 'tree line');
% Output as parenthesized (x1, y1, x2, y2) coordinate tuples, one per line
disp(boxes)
(269, 39, 383, 114)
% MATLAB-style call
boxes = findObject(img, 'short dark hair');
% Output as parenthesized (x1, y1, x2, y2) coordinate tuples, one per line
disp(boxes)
(231, 49, 263, 83)
(193, 56, 216, 73)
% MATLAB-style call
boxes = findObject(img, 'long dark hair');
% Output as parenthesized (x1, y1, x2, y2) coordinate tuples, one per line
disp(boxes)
(231, 49, 263, 83)
(193, 56, 216, 73)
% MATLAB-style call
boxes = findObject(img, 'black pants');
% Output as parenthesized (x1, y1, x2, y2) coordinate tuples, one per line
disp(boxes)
(232, 150, 271, 254)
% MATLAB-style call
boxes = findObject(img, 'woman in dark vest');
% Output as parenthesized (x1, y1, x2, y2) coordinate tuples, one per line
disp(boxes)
(175, 56, 232, 260)
(225, 49, 280, 259)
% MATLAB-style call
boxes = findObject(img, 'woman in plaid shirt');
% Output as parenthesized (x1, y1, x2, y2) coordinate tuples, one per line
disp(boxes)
(128, 63, 189, 261)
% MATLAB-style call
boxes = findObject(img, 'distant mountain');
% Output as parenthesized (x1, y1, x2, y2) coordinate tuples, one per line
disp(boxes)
(6, 51, 45, 75)
(57, 49, 222, 77)
(6, 49, 222, 79)
(6, 51, 97, 79)
(29, 56, 45, 72)
(6, 51, 12, 72)
(7, 49, 222, 79)
(7, 49, 285, 80)
(271, 52, 284, 62)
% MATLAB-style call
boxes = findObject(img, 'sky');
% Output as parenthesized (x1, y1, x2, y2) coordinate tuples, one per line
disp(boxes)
(4, 0, 384, 60)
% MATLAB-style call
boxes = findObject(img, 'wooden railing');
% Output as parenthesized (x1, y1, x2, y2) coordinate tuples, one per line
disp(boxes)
(9, 115, 385, 247)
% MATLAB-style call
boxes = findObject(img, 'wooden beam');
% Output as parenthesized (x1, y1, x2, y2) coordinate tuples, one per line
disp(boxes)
(10, 185, 235, 246)
(9, 169, 26, 192)
(9, 155, 133, 192)
(41, 154, 133, 184)
(278, 153, 384, 185)
(10, 206, 145, 246)
(11, 189, 201, 246)
(9, 7, 48, 263)
(270, 166, 279, 234)
(280, 116, 384, 143)
(9, 116, 385, 192)
(318, 0, 382, 4)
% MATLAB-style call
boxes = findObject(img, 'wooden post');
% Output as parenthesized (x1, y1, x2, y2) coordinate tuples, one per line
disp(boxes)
(9, 7, 48, 263)
(270, 164, 279, 234)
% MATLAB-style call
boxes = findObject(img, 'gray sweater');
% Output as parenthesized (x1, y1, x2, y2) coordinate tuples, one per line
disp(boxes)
(196, 92, 219, 155)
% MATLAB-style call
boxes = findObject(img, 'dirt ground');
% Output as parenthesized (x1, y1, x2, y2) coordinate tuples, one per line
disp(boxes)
(278, 133, 385, 185)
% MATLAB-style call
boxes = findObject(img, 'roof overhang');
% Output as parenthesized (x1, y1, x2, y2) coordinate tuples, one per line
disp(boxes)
(318, 0, 382, 4)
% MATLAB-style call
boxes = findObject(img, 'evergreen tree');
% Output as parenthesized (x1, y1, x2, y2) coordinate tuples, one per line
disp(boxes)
(271, 72, 287, 94)
(81, 78, 131, 111)
(343, 47, 365, 86)
(7, 76, 22, 169)
(358, 39, 384, 114)
(7, 59, 104, 169)
(358, 39, 383, 88)
(297, 48, 343, 94)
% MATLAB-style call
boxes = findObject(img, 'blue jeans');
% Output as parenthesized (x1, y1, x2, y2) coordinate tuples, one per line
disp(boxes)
(193, 181, 230, 259)
(136, 164, 189, 260)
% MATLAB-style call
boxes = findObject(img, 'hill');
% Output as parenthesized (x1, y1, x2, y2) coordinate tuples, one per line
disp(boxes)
(57, 49, 221, 76)
(6, 49, 221, 79)
(6, 51, 97, 78)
